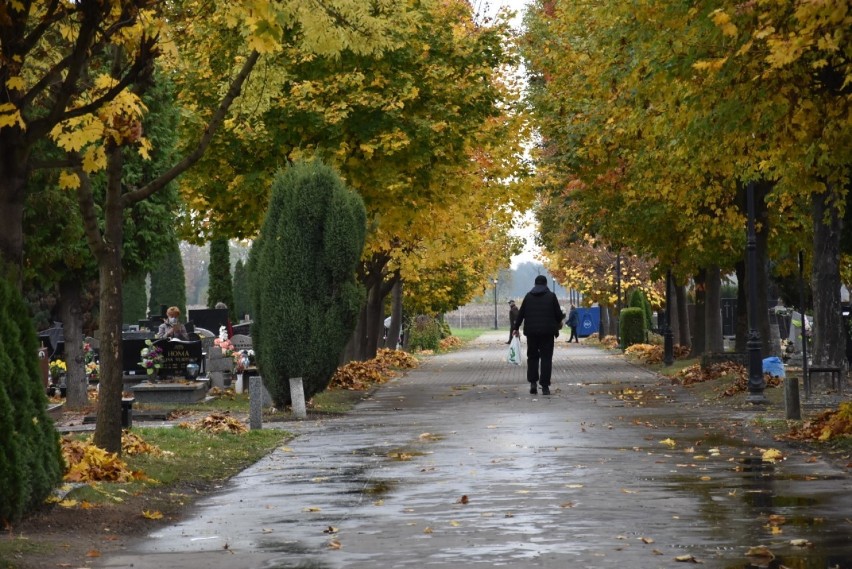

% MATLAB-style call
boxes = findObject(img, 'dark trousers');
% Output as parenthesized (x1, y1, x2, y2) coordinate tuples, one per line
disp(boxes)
(526, 334, 555, 386)
(569, 326, 578, 342)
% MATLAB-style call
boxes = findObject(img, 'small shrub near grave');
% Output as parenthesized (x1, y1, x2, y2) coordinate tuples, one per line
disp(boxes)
(409, 316, 443, 351)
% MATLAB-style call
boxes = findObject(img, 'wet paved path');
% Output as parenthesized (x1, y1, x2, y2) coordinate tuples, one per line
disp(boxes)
(97, 333, 852, 569)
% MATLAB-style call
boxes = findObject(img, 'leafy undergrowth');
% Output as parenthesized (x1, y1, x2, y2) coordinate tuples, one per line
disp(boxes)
(670, 362, 783, 397)
(439, 336, 463, 350)
(783, 401, 852, 442)
(329, 348, 419, 390)
(624, 343, 691, 364)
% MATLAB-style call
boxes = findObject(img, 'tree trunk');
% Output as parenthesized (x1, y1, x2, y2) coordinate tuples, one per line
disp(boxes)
(91, 144, 126, 455)
(364, 281, 384, 359)
(607, 305, 618, 336)
(811, 186, 846, 389)
(691, 269, 706, 358)
(598, 305, 608, 339)
(669, 278, 681, 346)
(59, 280, 89, 410)
(754, 182, 773, 357)
(0, 146, 29, 287)
(387, 279, 403, 350)
(676, 284, 690, 348)
(705, 265, 724, 352)
(735, 260, 747, 353)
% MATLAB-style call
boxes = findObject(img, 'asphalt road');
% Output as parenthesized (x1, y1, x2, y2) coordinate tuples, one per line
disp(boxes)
(95, 332, 852, 569)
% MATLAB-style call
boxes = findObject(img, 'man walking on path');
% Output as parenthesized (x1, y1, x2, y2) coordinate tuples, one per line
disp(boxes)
(505, 300, 519, 344)
(512, 275, 565, 395)
(567, 303, 579, 343)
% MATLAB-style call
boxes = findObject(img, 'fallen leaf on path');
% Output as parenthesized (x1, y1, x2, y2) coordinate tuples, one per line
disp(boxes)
(565, 484, 584, 489)
(761, 449, 784, 463)
(328, 539, 342, 549)
(424, 527, 433, 534)
(449, 520, 460, 527)
(86, 550, 101, 558)
(323, 526, 338, 534)
(745, 545, 774, 560)
(58, 499, 78, 508)
(457, 495, 469, 505)
(560, 502, 575, 508)
(304, 507, 321, 512)
(674, 554, 701, 562)
(641, 537, 654, 544)
(660, 438, 677, 448)
(141, 510, 163, 520)
(790, 539, 812, 547)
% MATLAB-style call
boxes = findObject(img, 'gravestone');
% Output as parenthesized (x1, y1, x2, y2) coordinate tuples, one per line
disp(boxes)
(231, 334, 252, 352)
(158, 340, 203, 378)
(188, 308, 229, 336)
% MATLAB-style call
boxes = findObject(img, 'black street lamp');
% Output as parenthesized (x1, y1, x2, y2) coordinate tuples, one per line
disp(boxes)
(493, 278, 499, 330)
(663, 269, 674, 366)
(745, 182, 769, 404)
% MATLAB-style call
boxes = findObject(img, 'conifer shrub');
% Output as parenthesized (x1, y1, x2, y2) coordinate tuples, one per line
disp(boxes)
(620, 307, 646, 349)
(628, 288, 653, 331)
(250, 161, 366, 407)
(148, 239, 186, 318)
(207, 237, 234, 321)
(0, 277, 63, 524)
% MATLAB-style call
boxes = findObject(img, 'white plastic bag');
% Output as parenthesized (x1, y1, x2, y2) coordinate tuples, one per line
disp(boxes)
(507, 336, 523, 365)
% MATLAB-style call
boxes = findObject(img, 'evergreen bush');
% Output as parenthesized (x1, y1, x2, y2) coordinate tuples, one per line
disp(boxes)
(232, 258, 251, 321)
(408, 316, 443, 351)
(148, 239, 186, 318)
(122, 272, 148, 324)
(620, 307, 646, 349)
(207, 238, 235, 321)
(250, 161, 366, 407)
(0, 277, 63, 524)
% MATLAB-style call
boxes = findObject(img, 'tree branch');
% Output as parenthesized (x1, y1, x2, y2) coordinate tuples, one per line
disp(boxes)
(73, 153, 107, 261)
(123, 50, 261, 207)
(20, 0, 66, 55)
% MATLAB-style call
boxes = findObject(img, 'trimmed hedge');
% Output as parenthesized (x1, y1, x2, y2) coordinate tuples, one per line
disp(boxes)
(0, 277, 63, 524)
(250, 161, 366, 407)
(620, 307, 646, 349)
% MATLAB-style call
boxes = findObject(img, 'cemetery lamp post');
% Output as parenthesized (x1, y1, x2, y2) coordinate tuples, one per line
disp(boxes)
(493, 278, 499, 330)
(663, 269, 674, 366)
(745, 182, 769, 404)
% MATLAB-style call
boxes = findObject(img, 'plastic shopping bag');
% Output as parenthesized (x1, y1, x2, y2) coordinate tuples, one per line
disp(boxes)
(507, 336, 523, 365)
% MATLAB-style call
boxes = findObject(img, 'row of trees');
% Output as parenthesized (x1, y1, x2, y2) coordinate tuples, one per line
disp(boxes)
(1, 0, 531, 459)
(521, 1, 851, 372)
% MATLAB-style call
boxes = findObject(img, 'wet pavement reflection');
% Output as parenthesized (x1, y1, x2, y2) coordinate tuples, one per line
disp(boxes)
(95, 333, 852, 568)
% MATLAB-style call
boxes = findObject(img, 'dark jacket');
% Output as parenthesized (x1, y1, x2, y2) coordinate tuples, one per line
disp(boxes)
(509, 304, 519, 326)
(567, 307, 578, 327)
(513, 284, 564, 336)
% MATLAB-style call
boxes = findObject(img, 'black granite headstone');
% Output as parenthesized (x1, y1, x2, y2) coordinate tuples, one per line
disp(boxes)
(159, 340, 203, 378)
(188, 308, 229, 335)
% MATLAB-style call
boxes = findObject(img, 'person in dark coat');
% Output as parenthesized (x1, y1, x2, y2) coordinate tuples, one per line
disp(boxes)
(567, 304, 579, 343)
(512, 275, 565, 395)
(506, 300, 519, 344)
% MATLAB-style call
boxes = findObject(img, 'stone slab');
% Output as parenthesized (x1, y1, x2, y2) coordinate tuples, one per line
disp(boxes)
(129, 382, 207, 405)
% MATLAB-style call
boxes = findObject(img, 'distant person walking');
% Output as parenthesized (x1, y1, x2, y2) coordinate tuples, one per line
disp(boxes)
(506, 300, 519, 344)
(567, 304, 579, 343)
(512, 276, 565, 395)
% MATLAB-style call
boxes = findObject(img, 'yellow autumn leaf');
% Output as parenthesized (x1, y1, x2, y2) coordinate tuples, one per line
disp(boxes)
(659, 438, 677, 448)
(142, 510, 163, 520)
(82, 145, 106, 173)
(6, 76, 25, 91)
(58, 499, 79, 508)
(761, 448, 784, 463)
(0, 102, 25, 129)
(58, 171, 80, 190)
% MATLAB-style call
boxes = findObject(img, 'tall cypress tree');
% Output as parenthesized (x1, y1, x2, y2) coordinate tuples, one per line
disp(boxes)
(251, 161, 365, 407)
(232, 258, 251, 322)
(207, 238, 234, 320)
(0, 277, 63, 524)
(148, 238, 186, 318)
(122, 272, 148, 324)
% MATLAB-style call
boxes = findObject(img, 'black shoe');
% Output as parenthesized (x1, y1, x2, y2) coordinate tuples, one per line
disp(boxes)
(505, 341, 511, 344)
(541, 386, 551, 395)
(529, 386, 537, 395)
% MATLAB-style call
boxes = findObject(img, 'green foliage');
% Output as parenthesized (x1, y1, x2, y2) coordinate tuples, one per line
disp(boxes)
(207, 238, 234, 320)
(250, 161, 366, 407)
(232, 258, 251, 321)
(408, 316, 443, 351)
(148, 238, 187, 319)
(0, 277, 62, 524)
(122, 272, 148, 324)
(629, 288, 653, 330)
(620, 307, 646, 349)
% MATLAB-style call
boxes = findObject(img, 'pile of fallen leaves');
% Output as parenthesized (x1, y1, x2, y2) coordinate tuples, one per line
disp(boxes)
(438, 336, 463, 351)
(375, 348, 418, 369)
(61, 436, 147, 483)
(330, 349, 419, 390)
(122, 431, 165, 457)
(624, 343, 690, 364)
(177, 412, 247, 434)
(599, 335, 620, 349)
(783, 401, 852, 442)
(673, 362, 747, 387)
(719, 372, 782, 397)
(207, 386, 236, 399)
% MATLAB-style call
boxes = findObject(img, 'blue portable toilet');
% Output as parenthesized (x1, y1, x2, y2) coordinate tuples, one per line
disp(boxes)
(576, 306, 600, 338)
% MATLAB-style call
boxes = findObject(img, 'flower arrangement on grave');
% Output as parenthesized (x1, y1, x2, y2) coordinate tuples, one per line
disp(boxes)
(85, 361, 99, 380)
(83, 341, 96, 363)
(49, 359, 66, 381)
(214, 326, 235, 357)
(233, 349, 255, 373)
(138, 339, 164, 375)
